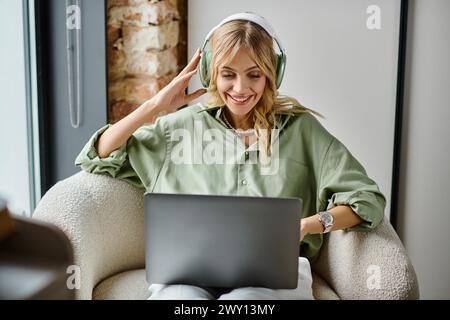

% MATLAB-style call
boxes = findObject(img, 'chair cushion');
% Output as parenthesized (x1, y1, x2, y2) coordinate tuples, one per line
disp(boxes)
(312, 272, 340, 300)
(93, 269, 150, 300)
(93, 269, 339, 300)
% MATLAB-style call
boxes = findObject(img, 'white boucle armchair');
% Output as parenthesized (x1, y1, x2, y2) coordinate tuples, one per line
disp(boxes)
(33, 171, 419, 300)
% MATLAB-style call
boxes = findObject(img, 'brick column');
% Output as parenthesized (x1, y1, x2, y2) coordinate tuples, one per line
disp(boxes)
(107, 0, 187, 123)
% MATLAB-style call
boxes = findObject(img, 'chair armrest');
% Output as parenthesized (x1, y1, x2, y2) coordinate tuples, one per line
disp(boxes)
(33, 171, 146, 299)
(311, 217, 419, 299)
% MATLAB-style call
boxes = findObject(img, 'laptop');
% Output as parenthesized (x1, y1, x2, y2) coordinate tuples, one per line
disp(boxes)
(144, 193, 303, 289)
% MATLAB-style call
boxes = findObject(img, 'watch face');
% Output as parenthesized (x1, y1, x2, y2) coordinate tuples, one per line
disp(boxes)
(321, 212, 333, 225)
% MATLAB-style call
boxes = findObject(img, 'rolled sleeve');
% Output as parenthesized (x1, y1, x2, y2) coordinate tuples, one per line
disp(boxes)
(75, 120, 168, 190)
(318, 137, 386, 232)
(75, 125, 128, 176)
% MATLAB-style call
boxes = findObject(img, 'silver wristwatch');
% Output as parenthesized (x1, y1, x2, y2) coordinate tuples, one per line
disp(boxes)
(318, 211, 334, 233)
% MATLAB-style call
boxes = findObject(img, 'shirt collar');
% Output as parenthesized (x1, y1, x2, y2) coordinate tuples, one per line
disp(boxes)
(197, 105, 228, 127)
(197, 105, 297, 151)
(197, 105, 223, 117)
(197, 105, 295, 126)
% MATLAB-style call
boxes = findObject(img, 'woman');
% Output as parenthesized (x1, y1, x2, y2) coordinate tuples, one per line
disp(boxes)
(75, 13, 386, 300)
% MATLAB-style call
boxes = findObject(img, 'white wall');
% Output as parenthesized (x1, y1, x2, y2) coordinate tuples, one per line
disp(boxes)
(0, 0, 31, 216)
(188, 0, 400, 219)
(398, 0, 450, 299)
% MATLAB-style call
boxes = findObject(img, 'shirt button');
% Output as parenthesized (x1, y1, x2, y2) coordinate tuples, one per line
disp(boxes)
(241, 179, 247, 186)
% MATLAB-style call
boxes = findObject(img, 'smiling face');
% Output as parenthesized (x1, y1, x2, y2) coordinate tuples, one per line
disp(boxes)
(216, 46, 267, 117)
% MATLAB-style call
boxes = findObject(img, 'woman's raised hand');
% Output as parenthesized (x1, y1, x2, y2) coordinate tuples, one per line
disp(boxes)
(148, 48, 207, 116)
(94, 49, 207, 158)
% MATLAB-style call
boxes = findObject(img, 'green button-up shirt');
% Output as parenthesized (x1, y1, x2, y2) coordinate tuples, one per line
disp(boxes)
(75, 103, 386, 261)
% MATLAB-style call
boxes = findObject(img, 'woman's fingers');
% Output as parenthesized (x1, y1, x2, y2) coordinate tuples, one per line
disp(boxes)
(165, 68, 197, 93)
(175, 68, 199, 87)
(184, 68, 198, 79)
(186, 88, 207, 102)
(178, 48, 201, 77)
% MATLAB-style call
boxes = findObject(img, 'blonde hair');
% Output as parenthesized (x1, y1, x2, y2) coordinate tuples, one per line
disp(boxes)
(206, 20, 323, 164)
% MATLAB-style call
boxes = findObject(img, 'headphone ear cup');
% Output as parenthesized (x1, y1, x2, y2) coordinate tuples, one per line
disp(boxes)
(275, 53, 286, 89)
(199, 50, 212, 88)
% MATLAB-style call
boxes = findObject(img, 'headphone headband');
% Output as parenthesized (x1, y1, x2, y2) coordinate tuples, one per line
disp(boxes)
(201, 12, 285, 54)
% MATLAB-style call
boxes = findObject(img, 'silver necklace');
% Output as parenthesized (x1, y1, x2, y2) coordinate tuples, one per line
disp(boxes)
(222, 112, 255, 137)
